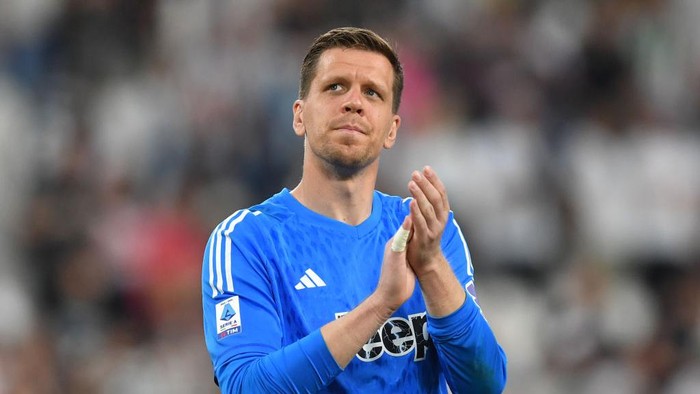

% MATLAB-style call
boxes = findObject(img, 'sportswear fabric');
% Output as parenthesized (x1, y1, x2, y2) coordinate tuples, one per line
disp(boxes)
(202, 188, 507, 393)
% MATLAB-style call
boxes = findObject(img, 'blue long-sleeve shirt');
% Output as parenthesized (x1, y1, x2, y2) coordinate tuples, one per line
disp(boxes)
(202, 189, 507, 393)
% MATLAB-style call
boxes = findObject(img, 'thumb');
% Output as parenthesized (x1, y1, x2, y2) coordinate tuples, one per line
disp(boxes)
(390, 215, 412, 253)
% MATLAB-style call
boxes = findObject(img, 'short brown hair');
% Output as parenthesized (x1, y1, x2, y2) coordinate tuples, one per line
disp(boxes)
(299, 27, 404, 113)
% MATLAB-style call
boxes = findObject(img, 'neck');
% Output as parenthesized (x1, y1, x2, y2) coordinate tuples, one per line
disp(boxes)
(291, 160, 378, 226)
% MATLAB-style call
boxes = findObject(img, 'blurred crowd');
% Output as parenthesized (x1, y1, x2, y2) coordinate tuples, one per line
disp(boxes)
(0, 1, 698, 393)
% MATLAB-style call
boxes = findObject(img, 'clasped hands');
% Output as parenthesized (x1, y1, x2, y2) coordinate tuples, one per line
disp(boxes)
(377, 166, 451, 311)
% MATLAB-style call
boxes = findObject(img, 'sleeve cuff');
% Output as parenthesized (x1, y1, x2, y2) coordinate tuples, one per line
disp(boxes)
(296, 329, 344, 385)
(426, 294, 480, 341)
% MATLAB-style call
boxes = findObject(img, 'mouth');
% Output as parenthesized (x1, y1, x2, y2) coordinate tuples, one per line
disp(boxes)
(335, 124, 366, 135)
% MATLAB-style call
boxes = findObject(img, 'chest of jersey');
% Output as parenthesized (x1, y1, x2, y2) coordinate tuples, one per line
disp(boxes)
(274, 224, 388, 328)
(270, 221, 434, 363)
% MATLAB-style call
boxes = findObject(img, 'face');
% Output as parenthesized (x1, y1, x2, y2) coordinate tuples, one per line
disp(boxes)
(293, 48, 401, 176)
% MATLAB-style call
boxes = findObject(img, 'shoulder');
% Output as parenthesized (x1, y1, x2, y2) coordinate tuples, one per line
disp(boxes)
(375, 190, 412, 216)
(374, 190, 457, 224)
(208, 191, 294, 242)
(375, 190, 461, 235)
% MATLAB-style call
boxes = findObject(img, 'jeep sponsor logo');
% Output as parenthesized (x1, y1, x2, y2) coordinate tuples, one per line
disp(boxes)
(335, 312, 432, 362)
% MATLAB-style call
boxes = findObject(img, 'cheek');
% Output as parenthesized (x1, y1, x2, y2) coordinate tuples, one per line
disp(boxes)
(379, 116, 394, 135)
(303, 105, 327, 130)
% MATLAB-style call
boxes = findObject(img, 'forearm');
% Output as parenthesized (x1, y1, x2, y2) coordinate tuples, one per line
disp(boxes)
(320, 292, 396, 368)
(416, 255, 466, 317)
(428, 297, 507, 393)
(416, 257, 506, 392)
(215, 293, 397, 393)
(217, 330, 342, 393)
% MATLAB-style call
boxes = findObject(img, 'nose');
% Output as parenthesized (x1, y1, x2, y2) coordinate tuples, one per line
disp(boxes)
(343, 88, 363, 115)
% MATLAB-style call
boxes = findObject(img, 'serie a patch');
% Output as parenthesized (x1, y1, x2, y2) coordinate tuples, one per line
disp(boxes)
(216, 296, 242, 339)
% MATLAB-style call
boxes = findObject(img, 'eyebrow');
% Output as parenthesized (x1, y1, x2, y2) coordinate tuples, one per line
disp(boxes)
(318, 73, 390, 97)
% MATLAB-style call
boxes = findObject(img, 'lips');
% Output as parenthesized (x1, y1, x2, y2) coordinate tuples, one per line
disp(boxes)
(338, 125, 363, 133)
(334, 123, 366, 134)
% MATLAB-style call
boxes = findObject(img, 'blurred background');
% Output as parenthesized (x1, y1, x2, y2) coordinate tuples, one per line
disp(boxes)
(0, 0, 698, 393)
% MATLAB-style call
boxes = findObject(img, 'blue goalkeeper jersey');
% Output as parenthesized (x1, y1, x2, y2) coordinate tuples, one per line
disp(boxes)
(202, 188, 507, 393)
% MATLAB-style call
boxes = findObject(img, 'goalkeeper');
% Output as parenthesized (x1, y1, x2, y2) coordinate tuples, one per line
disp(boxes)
(201, 26, 507, 393)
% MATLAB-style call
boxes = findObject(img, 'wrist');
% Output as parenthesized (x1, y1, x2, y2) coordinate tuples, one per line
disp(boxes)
(411, 254, 446, 278)
(366, 292, 398, 324)
(414, 259, 465, 318)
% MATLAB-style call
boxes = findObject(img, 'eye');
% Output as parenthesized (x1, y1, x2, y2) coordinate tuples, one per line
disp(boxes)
(328, 83, 341, 91)
(365, 88, 381, 99)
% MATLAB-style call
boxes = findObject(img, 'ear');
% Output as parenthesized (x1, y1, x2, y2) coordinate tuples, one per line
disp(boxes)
(292, 100, 306, 137)
(383, 114, 401, 149)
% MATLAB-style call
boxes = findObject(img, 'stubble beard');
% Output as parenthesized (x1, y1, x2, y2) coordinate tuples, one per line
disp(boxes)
(309, 140, 377, 181)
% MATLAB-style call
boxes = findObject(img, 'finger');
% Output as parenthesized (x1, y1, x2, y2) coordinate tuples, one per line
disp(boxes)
(409, 177, 439, 231)
(412, 170, 445, 221)
(409, 196, 428, 238)
(423, 166, 450, 215)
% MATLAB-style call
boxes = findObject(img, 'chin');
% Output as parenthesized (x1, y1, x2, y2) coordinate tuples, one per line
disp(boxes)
(323, 153, 374, 179)
(311, 143, 378, 177)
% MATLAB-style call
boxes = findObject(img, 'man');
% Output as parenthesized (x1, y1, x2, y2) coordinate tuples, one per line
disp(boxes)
(202, 27, 507, 393)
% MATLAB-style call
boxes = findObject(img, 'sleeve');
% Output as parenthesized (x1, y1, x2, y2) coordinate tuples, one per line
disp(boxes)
(428, 213, 508, 393)
(201, 210, 343, 393)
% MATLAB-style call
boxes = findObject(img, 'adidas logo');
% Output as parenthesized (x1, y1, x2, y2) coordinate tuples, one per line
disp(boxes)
(295, 268, 326, 290)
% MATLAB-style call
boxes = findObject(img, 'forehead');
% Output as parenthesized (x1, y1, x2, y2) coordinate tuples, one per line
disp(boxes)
(313, 48, 394, 87)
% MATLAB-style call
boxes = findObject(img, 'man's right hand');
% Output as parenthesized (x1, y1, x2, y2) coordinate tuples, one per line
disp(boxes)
(372, 215, 415, 313)
(320, 216, 415, 368)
